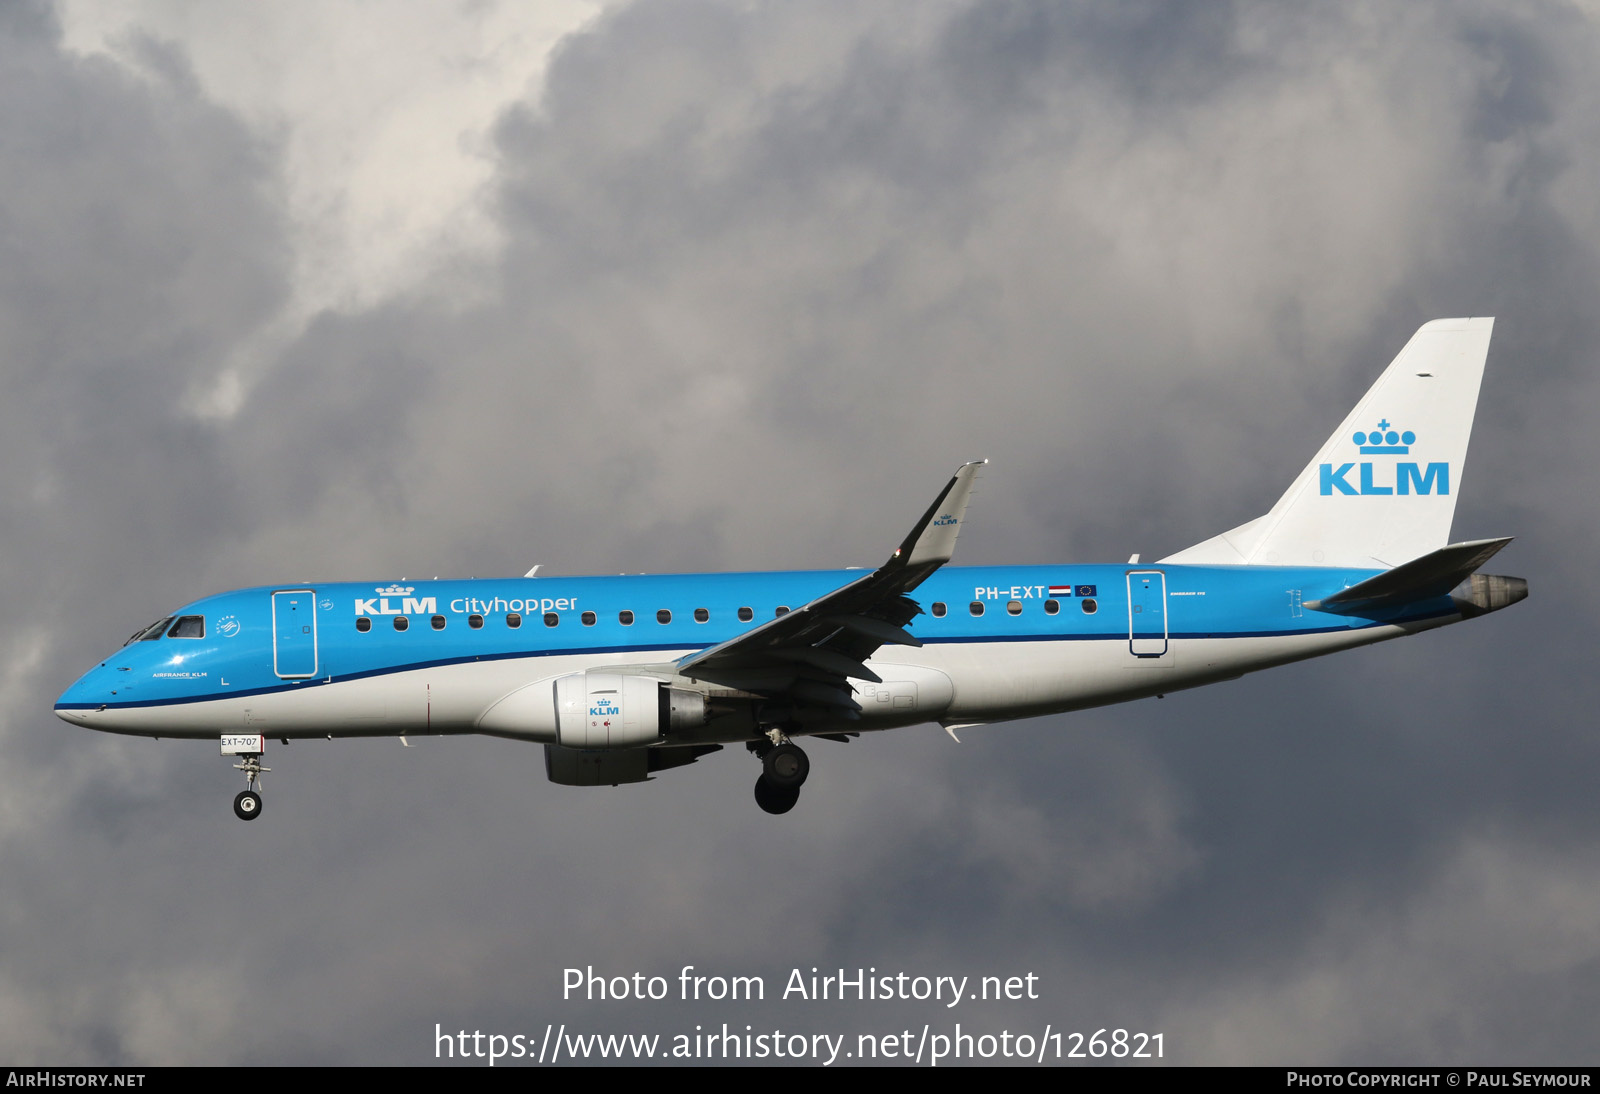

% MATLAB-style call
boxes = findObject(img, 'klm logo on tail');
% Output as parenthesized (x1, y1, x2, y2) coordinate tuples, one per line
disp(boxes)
(1320, 420, 1449, 496)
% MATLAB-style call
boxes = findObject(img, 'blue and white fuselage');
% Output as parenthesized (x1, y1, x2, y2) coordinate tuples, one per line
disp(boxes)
(55, 563, 1471, 740)
(53, 318, 1527, 817)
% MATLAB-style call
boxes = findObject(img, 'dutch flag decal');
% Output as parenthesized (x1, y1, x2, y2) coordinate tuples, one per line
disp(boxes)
(1048, 584, 1072, 597)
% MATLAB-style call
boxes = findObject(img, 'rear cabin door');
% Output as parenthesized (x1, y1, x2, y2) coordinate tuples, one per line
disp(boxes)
(1126, 571, 1169, 658)
(272, 589, 319, 678)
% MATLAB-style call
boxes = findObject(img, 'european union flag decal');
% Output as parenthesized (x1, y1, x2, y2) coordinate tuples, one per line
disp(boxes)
(1076, 584, 1097, 598)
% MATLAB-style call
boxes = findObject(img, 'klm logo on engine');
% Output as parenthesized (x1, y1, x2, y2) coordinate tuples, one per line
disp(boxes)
(1319, 420, 1448, 496)
(353, 584, 438, 616)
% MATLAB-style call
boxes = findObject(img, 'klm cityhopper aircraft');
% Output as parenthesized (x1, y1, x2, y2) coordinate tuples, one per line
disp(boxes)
(57, 318, 1525, 819)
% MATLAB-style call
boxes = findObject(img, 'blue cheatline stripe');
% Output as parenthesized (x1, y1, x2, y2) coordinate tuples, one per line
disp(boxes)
(55, 616, 1439, 713)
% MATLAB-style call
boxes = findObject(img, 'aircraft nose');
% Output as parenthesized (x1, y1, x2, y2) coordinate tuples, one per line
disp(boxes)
(54, 705, 93, 727)
(55, 667, 113, 726)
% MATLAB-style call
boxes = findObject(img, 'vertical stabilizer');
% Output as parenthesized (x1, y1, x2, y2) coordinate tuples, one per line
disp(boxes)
(1163, 318, 1494, 569)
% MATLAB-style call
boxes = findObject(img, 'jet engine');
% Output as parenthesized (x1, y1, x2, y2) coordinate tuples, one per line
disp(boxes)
(476, 671, 708, 747)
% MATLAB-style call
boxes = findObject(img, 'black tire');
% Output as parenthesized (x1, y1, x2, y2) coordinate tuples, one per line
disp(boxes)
(233, 790, 263, 821)
(753, 776, 800, 815)
(761, 743, 810, 789)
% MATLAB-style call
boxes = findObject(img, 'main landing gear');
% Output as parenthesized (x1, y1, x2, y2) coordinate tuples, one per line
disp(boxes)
(232, 751, 270, 821)
(751, 736, 810, 815)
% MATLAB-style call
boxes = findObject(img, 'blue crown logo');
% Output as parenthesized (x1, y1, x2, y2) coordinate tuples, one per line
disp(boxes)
(1352, 419, 1415, 455)
(376, 584, 414, 596)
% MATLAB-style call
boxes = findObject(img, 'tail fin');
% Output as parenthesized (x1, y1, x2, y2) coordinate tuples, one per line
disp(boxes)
(1163, 317, 1494, 569)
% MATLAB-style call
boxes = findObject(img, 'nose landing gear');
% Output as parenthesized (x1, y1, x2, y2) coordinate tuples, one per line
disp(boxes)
(752, 736, 809, 815)
(231, 751, 269, 821)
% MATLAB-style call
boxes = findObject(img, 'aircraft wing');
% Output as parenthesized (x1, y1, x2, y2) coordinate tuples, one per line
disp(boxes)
(674, 461, 984, 718)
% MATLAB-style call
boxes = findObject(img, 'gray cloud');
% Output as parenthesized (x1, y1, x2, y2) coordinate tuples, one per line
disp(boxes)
(4, 0, 1599, 1064)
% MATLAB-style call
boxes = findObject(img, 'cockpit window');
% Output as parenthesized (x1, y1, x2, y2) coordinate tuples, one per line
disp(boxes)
(167, 615, 205, 639)
(125, 617, 175, 645)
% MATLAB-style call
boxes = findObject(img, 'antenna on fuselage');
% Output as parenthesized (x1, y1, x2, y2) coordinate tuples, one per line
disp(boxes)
(524, 565, 541, 577)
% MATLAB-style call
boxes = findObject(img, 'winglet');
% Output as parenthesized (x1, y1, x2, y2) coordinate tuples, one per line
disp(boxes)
(897, 460, 986, 571)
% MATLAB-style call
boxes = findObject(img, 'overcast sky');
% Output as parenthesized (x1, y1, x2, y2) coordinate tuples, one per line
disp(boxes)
(4, 0, 1597, 1066)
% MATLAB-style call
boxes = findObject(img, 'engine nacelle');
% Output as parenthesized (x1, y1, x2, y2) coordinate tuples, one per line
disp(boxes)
(477, 671, 708, 747)
(556, 672, 663, 748)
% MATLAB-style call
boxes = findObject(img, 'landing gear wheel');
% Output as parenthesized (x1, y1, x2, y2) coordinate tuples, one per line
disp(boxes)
(761, 742, 810, 789)
(754, 776, 800, 815)
(233, 789, 263, 821)
(229, 750, 270, 820)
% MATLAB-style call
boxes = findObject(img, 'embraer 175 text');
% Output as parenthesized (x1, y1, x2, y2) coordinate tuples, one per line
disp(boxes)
(57, 319, 1526, 818)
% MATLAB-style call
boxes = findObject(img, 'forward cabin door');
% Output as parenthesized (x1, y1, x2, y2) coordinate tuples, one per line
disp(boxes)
(1126, 571, 1169, 657)
(272, 589, 319, 678)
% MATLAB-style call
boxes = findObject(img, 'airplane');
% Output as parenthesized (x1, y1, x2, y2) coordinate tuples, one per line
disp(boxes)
(55, 317, 1526, 819)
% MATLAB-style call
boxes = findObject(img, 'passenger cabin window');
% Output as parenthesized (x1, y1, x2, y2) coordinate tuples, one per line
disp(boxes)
(544, 612, 559, 627)
(506, 612, 522, 628)
(693, 608, 709, 623)
(738, 607, 753, 622)
(1044, 599, 1060, 615)
(775, 606, 790, 617)
(1006, 600, 1022, 616)
(931, 602, 947, 617)
(394, 616, 409, 631)
(431, 615, 446, 630)
(656, 609, 672, 624)
(168, 615, 205, 638)
(619, 610, 635, 626)
(468, 614, 483, 629)
(581, 611, 596, 626)
(1081, 598, 1098, 614)
(356, 617, 372, 632)
(969, 601, 985, 616)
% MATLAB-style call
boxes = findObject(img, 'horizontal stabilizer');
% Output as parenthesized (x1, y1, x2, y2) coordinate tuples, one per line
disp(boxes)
(1305, 537, 1513, 615)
